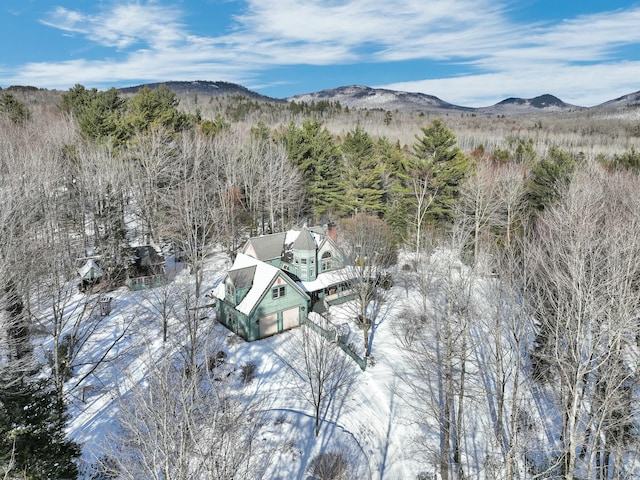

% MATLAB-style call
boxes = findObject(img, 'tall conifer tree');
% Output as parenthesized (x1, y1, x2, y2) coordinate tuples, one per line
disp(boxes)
(284, 119, 345, 220)
(342, 125, 385, 216)
(376, 137, 413, 236)
(412, 119, 472, 225)
(0, 374, 81, 479)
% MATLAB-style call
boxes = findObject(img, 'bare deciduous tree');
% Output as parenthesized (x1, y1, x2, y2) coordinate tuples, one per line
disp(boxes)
(159, 131, 218, 300)
(102, 356, 269, 479)
(252, 139, 304, 234)
(338, 213, 396, 357)
(125, 127, 177, 243)
(457, 160, 503, 270)
(494, 162, 527, 250)
(395, 249, 475, 480)
(72, 141, 130, 281)
(475, 242, 537, 479)
(526, 165, 640, 479)
(409, 169, 437, 256)
(289, 325, 357, 437)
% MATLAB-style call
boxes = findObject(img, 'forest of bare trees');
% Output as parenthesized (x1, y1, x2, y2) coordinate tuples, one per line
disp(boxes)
(2, 84, 640, 478)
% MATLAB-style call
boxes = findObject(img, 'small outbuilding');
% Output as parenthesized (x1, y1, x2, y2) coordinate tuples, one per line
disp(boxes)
(127, 245, 166, 290)
(78, 259, 105, 291)
(99, 295, 113, 316)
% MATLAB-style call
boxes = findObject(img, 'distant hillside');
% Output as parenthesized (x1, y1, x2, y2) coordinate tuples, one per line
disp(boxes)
(478, 94, 582, 114)
(286, 86, 593, 114)
(118, 80, 284, 103)
(595, 90, 640, 109)
(5, 79, 640, 117)
(287, 85, 472, 113)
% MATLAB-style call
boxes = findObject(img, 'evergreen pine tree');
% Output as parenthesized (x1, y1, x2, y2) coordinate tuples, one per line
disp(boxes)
(341, 126, 385, 217)
(78, 88, 127, 143)
(59, 85, 126, 143)
(283, 119, 345, 220)
(3, 279, 31, 362)
(607, 147, 640, 172)
(0, 372, 81, 479)
(0, 93, 31, 124)
(525, 146, 576, 215)
(412, 119, 472, 225)
(376, 137, 413, 237)
(59, 84, 94, 117)
(124, 85, 191, 133)
(1, 280, 80, 479)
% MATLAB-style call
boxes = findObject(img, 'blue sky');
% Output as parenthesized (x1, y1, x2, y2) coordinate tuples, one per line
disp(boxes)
(1, 0, 640, 107)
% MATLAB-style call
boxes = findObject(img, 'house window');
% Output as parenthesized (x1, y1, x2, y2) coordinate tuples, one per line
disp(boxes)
(321, 251, 332, 271)
(272, 286, 286, 299)
(226, 283, 235, 298)
(300, 258, 307, 265)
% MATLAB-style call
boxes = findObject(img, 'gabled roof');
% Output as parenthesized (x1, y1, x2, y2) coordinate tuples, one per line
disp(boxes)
(244, 232, 286, 262)
(78, 259, 104, 281)
(245, 226, 332, 264)
(214, 253, 309, 316)
(228, 266, 256, 289)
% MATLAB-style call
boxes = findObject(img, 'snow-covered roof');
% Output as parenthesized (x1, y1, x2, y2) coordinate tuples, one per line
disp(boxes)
(228, 253, 281, 316)
(298, 266, 356, 293)
(214, 253, 310, 315)
(78, 259, 104, 280)
(284, 229, 301, 246)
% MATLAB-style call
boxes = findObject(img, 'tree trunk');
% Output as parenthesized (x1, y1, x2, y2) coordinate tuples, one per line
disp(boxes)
(453, 333, 467, 480)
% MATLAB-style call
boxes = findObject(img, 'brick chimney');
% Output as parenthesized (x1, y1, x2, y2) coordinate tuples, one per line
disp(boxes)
(327, 222, 338, 243)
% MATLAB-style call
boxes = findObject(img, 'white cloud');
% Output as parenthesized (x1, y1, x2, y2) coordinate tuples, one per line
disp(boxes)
(232, 0, 514, 62)
(381, 61, 640, 107)
(8, 54, 253, 91)
(40, 3, 185, 50)
(3, 0, 640, 105)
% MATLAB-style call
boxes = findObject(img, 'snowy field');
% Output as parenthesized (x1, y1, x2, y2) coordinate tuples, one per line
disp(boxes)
(33, 247, 552, 479)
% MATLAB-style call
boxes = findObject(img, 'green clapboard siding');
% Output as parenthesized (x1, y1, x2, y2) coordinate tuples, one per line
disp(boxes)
(218, 273, 308, 341)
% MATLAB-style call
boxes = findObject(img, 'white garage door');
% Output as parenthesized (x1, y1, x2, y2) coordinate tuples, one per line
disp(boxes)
(259, 313, 279, 338)
(282, 307, 300, 331)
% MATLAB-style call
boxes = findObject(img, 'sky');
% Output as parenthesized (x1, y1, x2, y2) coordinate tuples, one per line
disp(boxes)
(1, 0, 640, 107)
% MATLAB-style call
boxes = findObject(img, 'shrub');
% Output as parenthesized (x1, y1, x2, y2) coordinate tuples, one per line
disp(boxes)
(208, 350, 227, 370)
(240, 361, 258, 384)
(306, 452, 349, 480)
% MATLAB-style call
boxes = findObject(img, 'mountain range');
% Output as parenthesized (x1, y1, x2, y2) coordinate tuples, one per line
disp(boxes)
(117, 80, 640, 115)
(119, 80, 283, 103)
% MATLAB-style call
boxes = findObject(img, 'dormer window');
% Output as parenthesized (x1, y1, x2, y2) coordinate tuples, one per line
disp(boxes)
(226, 283, 235, 298)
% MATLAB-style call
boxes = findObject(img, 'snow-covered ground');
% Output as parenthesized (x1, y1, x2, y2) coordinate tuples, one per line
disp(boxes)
(34, 247, 549, 479)
(46, 248, 425, 478)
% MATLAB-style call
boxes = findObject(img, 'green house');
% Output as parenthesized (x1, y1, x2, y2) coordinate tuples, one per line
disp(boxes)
(213, 225, 356, 341)
(214, 253, 310, 341)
